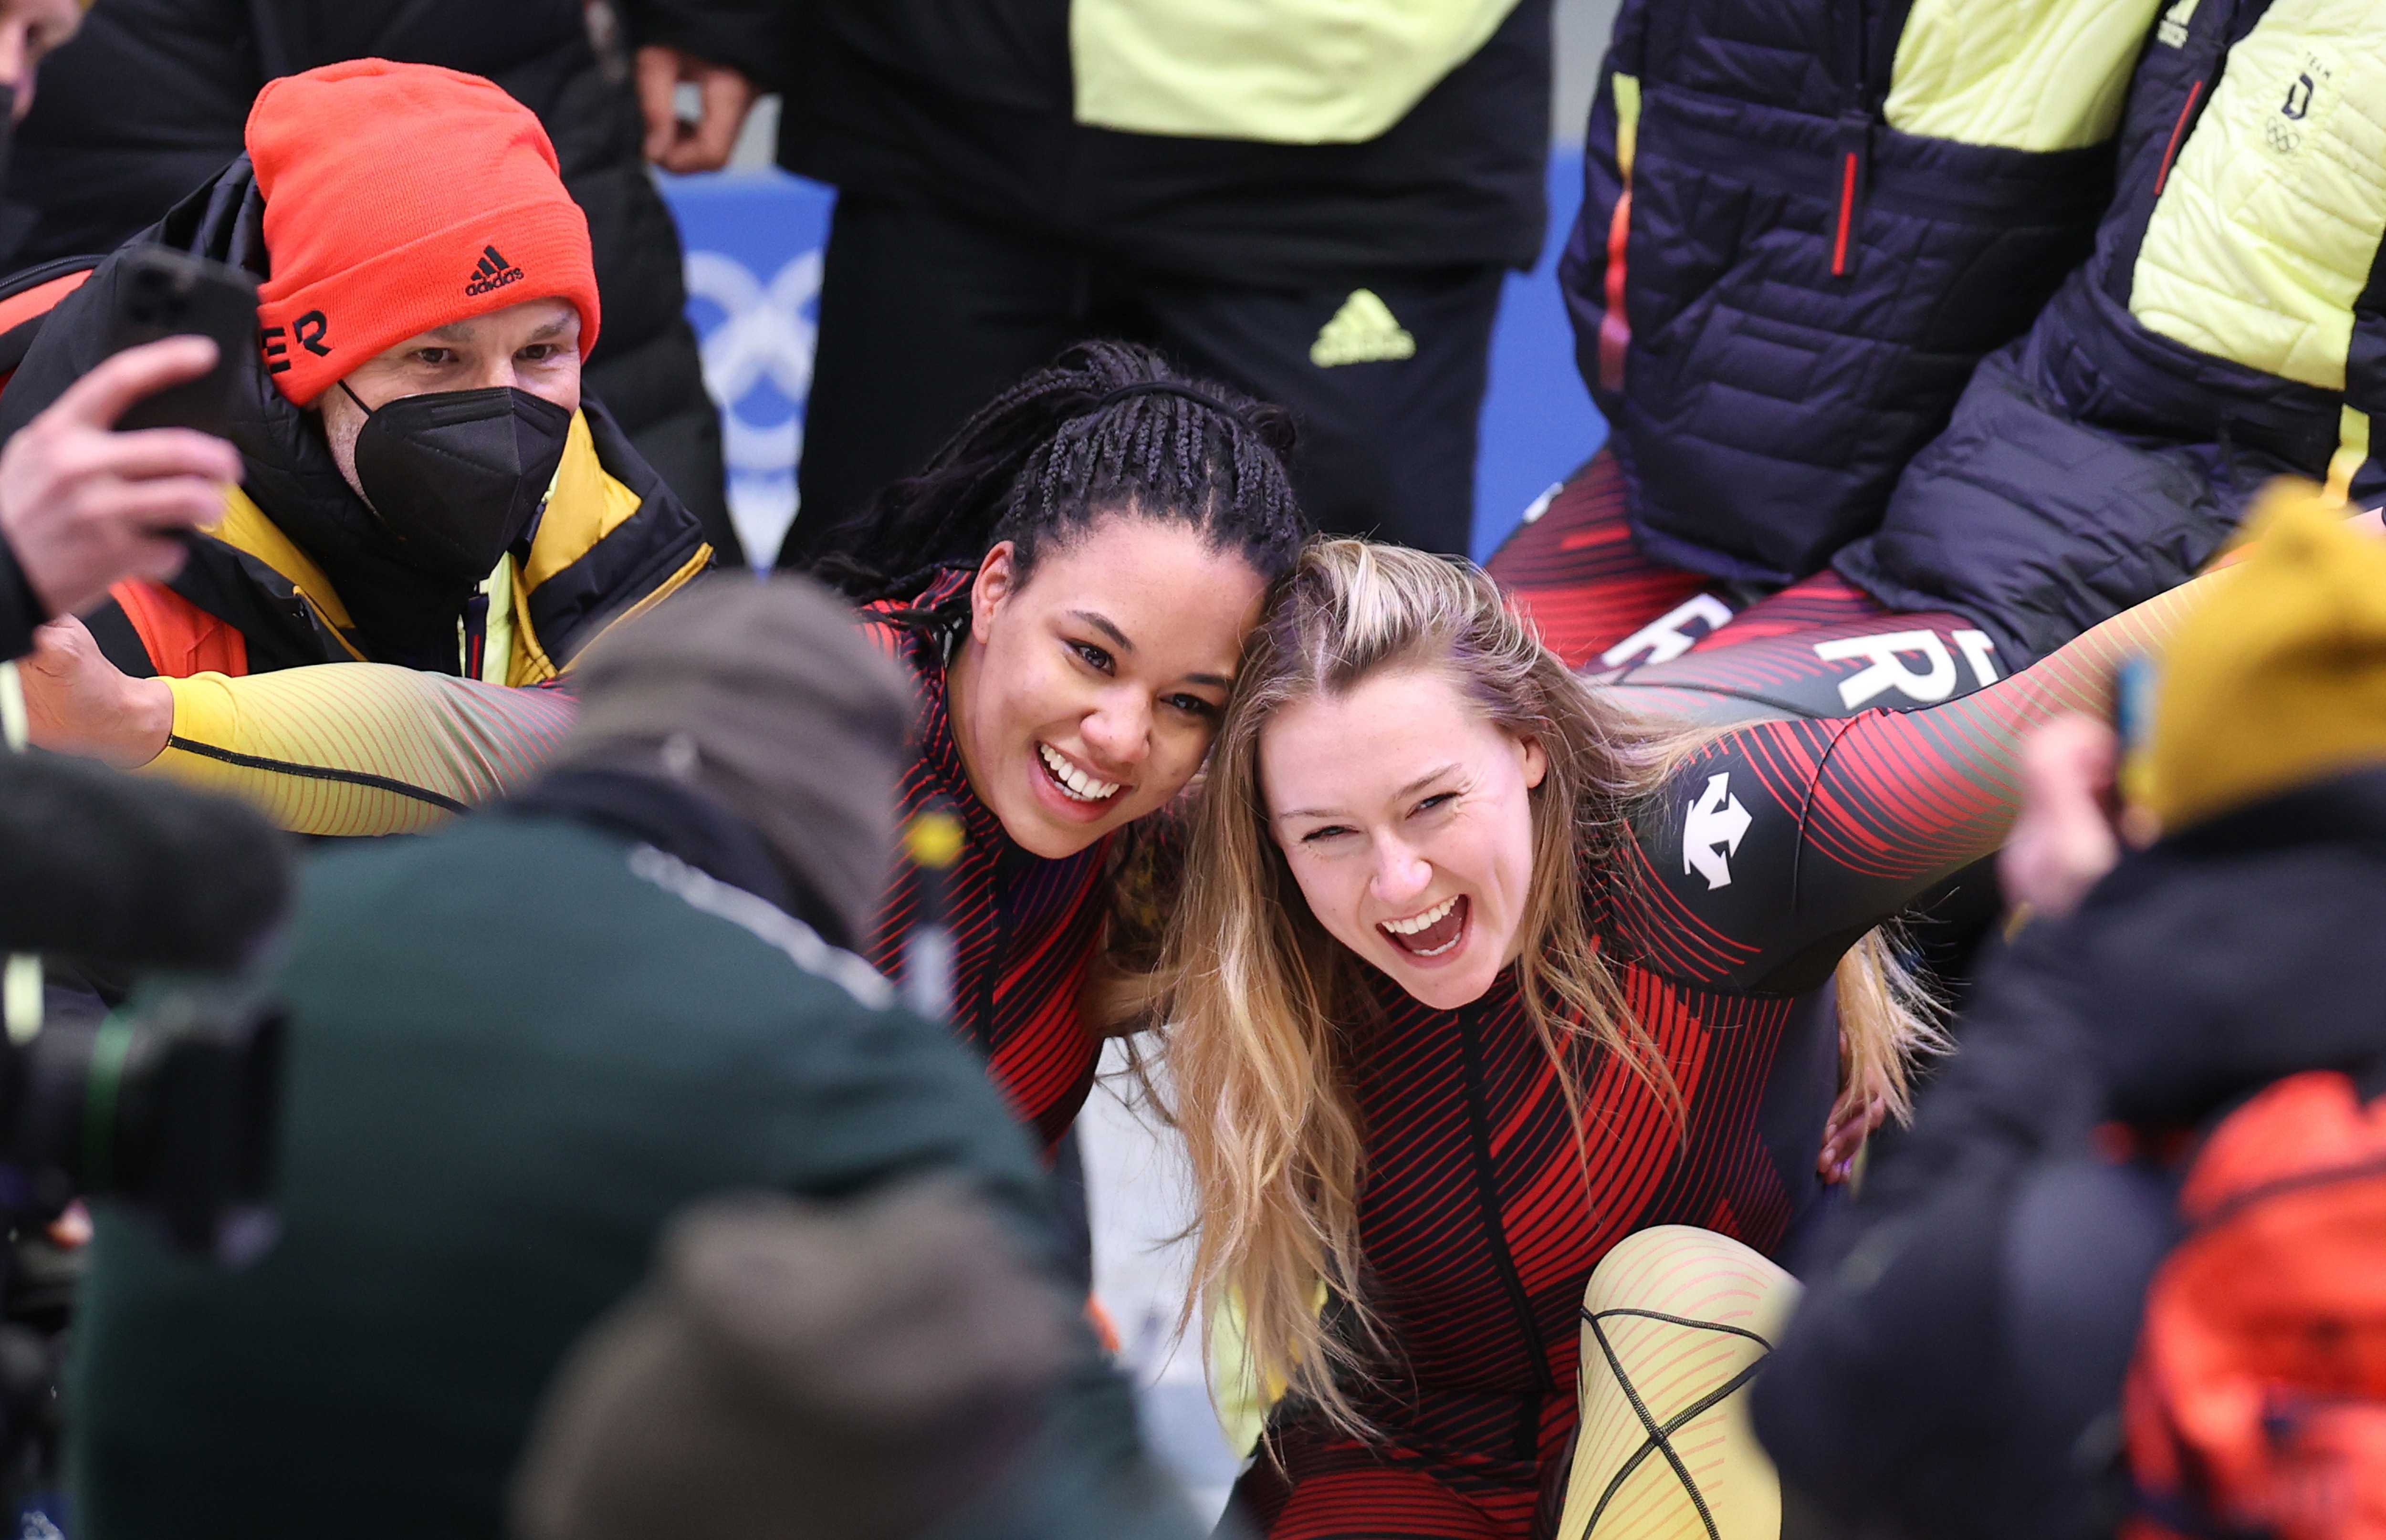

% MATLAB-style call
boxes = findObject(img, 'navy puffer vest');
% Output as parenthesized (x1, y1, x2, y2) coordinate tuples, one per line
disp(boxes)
(1562, 0, 2135, 587)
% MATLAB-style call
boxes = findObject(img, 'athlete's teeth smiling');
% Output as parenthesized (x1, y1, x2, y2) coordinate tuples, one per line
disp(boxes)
(1038, 741, 1121, 803)
(1381, 895, 1459, 936)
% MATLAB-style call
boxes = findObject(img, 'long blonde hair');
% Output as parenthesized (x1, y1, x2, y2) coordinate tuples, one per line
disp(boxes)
(1154, 540, 1938, 1437)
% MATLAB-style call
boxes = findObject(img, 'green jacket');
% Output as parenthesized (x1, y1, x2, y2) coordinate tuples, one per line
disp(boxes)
(68, 806, 1193, 1540)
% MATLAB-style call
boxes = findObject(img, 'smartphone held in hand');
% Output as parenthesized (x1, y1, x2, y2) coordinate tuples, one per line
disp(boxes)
(101, 246, 258, 437)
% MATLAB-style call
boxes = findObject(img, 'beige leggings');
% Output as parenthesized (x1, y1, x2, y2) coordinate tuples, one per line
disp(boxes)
(1556, 1226, 1801, 1540)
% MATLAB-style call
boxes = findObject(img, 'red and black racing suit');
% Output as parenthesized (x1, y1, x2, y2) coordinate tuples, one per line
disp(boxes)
(1491, 450, 1906, 675)
(863, 579, 1114, 1155)
(1233, 576, 2197, 1540)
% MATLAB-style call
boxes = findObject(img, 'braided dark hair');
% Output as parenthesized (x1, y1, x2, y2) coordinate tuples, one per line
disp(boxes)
(812, 340, 1308, 630)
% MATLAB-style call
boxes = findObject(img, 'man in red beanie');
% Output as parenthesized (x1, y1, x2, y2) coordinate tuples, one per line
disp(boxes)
(0, 60, 712, 833)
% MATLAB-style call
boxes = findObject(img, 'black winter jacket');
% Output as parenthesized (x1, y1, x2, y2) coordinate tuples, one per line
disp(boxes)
(0, 0, 742, 560)
(1752, 764, 2386, 1540)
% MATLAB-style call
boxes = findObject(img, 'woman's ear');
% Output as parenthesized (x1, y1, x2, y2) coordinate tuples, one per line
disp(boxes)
(970, 541, 1018, 639)
(1519, 734, 1548, 792)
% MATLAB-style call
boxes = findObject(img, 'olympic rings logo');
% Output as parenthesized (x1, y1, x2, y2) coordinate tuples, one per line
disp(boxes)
(684, 249, 822, 476)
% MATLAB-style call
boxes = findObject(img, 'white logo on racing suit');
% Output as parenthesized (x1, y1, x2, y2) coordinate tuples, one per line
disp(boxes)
(1602, 593, 1737, 671)
(1812, 628, 1999, 710)
(1683, 772, 1752, 892)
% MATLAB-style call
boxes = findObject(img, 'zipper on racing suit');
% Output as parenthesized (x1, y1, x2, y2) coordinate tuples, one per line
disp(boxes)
(1458, 1000, 1559, 1463)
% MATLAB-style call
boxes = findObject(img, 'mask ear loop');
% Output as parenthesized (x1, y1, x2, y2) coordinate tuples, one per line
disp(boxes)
(333, 378, 398, 525)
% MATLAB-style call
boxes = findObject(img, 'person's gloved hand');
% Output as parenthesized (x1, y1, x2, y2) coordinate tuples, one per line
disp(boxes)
(511, 1181, 1077, 1540)
(18, 614, 173, 767)
(634, 45, 757, 173)
(0, 336, 241, 622)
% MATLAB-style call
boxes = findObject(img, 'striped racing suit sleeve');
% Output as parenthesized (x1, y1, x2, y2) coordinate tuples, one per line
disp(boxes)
(1607, 561, 2225, 993)
(146, 667, 578, 837)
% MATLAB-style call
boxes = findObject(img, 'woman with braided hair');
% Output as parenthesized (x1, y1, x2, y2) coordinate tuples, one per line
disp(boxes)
(817, 339, 1308, 1151)
(1151, 536, 2219, 1539)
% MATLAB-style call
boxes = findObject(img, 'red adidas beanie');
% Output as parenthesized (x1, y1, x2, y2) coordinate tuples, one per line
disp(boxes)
(247, 59, 602, 407)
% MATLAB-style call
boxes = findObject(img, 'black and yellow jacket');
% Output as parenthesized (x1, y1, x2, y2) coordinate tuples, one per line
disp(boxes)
(0, 159, 710, 836)
(91, 403, 705, 684)
(738, 0, 1553, 282)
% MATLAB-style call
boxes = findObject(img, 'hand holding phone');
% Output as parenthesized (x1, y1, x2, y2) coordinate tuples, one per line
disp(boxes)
(0, 334, 244, 619)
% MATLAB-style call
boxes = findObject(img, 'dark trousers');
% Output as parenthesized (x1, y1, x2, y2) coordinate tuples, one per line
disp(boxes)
(780, 194, 1505, 566)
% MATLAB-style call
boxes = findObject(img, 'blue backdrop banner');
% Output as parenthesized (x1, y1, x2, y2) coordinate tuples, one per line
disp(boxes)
(660, 155, 1603, 566)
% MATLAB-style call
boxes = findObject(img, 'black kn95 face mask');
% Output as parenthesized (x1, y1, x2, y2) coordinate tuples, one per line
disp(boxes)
(340, 382, 572, 582)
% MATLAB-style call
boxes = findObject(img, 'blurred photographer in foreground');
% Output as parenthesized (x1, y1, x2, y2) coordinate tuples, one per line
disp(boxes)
(67, 576, 1204, 1540)
(0, 329, 290, 1515)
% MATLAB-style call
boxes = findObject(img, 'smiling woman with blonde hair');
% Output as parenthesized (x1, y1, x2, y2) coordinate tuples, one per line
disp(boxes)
(1154, 537, 2213, 1540)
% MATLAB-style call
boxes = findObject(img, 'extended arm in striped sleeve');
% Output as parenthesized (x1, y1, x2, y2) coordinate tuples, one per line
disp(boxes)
(145, 667, 579, 837)
(1607, 564, 2230, 991)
